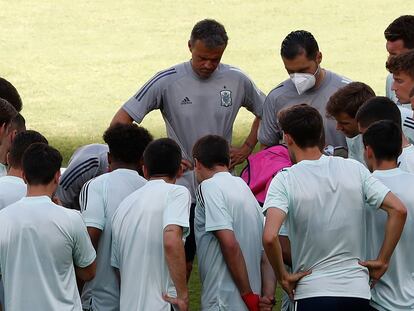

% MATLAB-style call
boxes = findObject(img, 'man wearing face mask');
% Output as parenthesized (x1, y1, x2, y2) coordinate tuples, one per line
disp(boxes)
(259, 30, 351, 149)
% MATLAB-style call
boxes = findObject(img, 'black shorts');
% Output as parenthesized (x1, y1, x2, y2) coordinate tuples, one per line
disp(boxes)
(184, 203, 196, 262)
(295, 297, 370, 311)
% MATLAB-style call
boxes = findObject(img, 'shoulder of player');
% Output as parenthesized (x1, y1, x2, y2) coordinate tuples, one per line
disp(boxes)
(219, 64, 253, 80)
(266, 79, 295, 101)
(326, 69, 352, 87)
(137, 63, 185, 93)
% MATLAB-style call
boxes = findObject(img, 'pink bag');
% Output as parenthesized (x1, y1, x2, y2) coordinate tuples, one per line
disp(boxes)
(240, 145, 292, 205)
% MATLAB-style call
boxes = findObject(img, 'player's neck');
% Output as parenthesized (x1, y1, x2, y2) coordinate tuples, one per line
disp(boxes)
(7, 167, 23, 179)
(294, 147, 323, 163)
(205, 165, 228, 179)
(149, 176, 177, 184)
(26, 183, 57, 198)
(109, 162, 139, 172)
(372, 160, 398, 171)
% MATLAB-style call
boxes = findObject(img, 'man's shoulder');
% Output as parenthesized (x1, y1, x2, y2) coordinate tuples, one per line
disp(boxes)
(266, 79, 295, 100)
(326, 70, 352, 87)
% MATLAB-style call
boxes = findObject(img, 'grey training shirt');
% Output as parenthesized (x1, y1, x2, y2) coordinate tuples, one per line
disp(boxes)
(258, 70, 351, 148)
(123, 61, 265, 200)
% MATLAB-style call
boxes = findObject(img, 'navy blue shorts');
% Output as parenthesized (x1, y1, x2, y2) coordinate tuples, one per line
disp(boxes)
(295, 297, 370, 311)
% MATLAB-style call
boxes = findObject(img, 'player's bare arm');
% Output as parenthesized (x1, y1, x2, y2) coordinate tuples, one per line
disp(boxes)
(260, 252, 276, 311)
(230, 116, 261, 168)
(359, 192, 406, 287)
(263, 208, 311, 301)
(87, 227, 103, 251)
(214, 229, 260, 311)
(163, 224, 189, 311)
(110, 108, 133, 126)
(75, 260, 97, 282)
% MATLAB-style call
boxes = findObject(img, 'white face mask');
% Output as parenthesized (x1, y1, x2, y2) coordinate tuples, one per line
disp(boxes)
(290, 66, 320, 95)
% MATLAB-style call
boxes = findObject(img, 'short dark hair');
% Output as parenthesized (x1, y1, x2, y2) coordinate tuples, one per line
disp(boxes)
(0, 77, 22, 112)
(363, 120, 402, 161)
(192, 135, 230, 169)
(23, 143, 62, 185)
(356, 96, 402, 130)
(190, 19, 228, 48)
(326, 82, 376, 119)
(386, 50, 414, 79)
(384, 15, 414, 49)
(278, 103, 324, 148)
(281, 30, 319, 60)
(0, 98, 17, 127)
(143, 138, 182, 178)
(9, 130, 48, 169)
(103, 123, 153, 165)
(10, 113, 26, 133)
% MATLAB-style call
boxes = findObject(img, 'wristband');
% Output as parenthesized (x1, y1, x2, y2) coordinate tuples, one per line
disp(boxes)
(241, 292, 260, 311)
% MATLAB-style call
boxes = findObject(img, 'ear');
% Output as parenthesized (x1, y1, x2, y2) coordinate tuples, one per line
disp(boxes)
(365, 145, 374, 160)
(316, 51, 322, 65)
(283, 133, 294, 146)
(54, 170, 61, 184)
(6, 152, 10, 167)
(188, 40, 192, 52)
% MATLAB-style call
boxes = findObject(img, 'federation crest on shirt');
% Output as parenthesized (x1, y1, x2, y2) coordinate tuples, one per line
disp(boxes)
(220, 90, 232, 107)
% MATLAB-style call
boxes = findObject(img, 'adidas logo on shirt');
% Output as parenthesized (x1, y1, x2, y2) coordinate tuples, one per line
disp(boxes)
(180, 97, 192, 105)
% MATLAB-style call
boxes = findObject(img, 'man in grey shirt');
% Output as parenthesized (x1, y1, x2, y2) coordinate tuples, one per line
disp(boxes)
(111, 19, 265, 277)
(56, 144, 109, 210)
(259, 30, 351, 149)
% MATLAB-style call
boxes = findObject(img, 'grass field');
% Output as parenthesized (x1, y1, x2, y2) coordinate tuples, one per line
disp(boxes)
(0, 0, 413, 309)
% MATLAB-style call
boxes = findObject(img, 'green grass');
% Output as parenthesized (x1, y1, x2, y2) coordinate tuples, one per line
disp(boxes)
(1, 1, 413, 309)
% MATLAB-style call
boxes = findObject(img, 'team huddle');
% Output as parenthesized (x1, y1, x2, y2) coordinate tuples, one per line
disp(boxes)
(0, 15, 413, 311)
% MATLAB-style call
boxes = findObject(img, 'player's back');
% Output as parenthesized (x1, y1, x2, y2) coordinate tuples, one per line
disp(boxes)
(80, 168, 146, 311)
(111, 180, 190, 311)
(195, 172, 263, 310)
(368, 168, 414, 311)
(273, 155, 389, 300)
(0, 196, 94, 311)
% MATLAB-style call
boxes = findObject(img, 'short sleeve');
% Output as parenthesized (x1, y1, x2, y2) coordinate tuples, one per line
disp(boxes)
(163, 186, 191, 238)
(360, 166, 390, 209)
(70, 211, 96, 268)
(242, 75, 265, 117)
(122, 68, 177, 123)
(79, 178, 106, 230)
(279, 222, 289, 237)
(258, 94, 282, 146)
(263, 171, 289, 215)
(199, 181, 233, 232)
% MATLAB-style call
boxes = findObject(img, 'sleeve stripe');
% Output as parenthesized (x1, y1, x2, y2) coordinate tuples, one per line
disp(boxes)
(134, 68, 176, 100)
(60, 157, 100, 188)
(135, 70, 177, 101)
(404, 118, 414, 126)
(61, 161, 100, 190)
(195, 185, 205, 209)
(79, 179, 93, 212)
